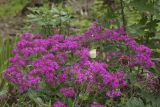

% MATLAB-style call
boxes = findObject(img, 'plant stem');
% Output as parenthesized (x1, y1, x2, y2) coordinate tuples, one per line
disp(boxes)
(120, 0, 126, 31)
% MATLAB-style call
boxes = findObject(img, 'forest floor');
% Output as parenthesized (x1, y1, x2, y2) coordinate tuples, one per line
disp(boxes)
(0, 0, 29, 37)
(0, 16, 24, 37)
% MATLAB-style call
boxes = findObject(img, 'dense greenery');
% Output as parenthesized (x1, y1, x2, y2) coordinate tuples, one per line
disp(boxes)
(0, 0, 160, 107)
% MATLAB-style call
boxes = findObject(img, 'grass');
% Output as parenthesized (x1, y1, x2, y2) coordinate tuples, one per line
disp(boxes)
(0, 35, 19, 106)
(0, 35, 18, 71)
(0, 0, 30, 19)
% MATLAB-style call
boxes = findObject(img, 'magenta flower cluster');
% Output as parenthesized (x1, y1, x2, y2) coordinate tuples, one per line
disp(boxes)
(91, 102, 105, 107)
(4, 23, 153, 100)
(71, 22, 153, 69)
(60, 88, 75, 98)
(137, 72, 158, 92)
(52, 100, 66, 107)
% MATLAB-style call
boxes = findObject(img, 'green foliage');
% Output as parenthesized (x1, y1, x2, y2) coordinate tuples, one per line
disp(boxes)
(90, 0, 120, 28)
(125, 91, 160, 107)
(90, 0, 160, 45)
(71, 19, 91, 34)
(0, 35, 19, 107)
(25, 6, 73, 35)
(0, 0, 30, 19)
(125, 97, 145, 107)
(0, 35, 18, 71)
(124, 0, 160, 43)
(141, 91, 160, 107)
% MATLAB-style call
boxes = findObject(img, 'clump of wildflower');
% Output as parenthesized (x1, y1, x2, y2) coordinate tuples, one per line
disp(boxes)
(91, 102, 105, 107)
(4, 23, 154, 99)
(60, 88, 75, 98)
(137, 72, 158, 92)
(106, 90, 122, 98)
(52, 100, 66, 107)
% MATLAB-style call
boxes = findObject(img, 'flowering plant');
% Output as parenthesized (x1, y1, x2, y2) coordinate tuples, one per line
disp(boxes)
(4, 23, 156, 106)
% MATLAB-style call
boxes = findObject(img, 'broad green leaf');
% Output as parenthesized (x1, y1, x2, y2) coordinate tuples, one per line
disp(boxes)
(125, 97, 145, 107)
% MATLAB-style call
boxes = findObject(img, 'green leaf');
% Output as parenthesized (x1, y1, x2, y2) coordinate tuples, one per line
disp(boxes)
(27, 90, 47, 107)
(0, 89, 8, 97)
(67, 98, 73, 107)
(125, 97, 145, 107)
(79, 93, 89, 101)
(130, 0, 154, 13)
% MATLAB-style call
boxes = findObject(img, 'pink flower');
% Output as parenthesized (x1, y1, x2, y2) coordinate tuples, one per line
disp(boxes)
(60, 88, 75, 98)
(106, 90, 122, 98)
(91, 102, 104, 107)
(52, 100, 66, 107)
